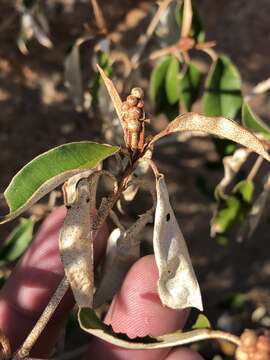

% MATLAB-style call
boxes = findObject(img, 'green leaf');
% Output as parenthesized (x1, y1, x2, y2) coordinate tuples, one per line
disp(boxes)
(150, 56, 172, 111)
(179, 62, 202, 111)
(78, 307, 235, 349)
(212, 180, 254, 235)
(176, 1, 205, 43)
(202, 55, 242, 119)
(90, 50, 112, 107)
(192, 314, 211, 329)
(242, 101, 270, 140)
(0, 142, 119, 224)
(0, 218, 34, 263)
(165, 57, 180, 105)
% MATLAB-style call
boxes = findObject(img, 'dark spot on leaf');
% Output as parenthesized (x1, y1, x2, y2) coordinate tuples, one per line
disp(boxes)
(86, 198, 90, 203)
(66, 205, 71, 209)
(166, 213, 170, 221)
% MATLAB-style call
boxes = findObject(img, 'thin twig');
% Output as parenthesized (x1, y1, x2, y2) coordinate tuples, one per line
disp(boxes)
(131, 0, 173, 68)
(181, 0, 193, 38)
(247, 155, 264, 182)
(0, 328, 11, 360)
(90, 0, 107, 33)
(14, 277, 70, 359)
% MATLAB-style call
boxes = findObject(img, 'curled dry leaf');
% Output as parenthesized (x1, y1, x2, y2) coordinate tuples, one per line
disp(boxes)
(79, 307, 240, 349)
(150, 112, 270, 163)
(153, 174, 203, 311)
(60, 178, 94, 308)
(94, 184, 156, 307)
(216, 148, 251, 198)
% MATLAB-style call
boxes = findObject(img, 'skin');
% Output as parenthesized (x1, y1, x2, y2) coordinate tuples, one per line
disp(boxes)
(0, 207, 204, 360)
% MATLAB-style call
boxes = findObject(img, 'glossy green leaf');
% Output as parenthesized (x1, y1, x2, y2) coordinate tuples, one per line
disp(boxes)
(165, 57, 180, 105)
(0, 142, 119, 224)
(0, 218, 34, 263)
(176, 1, 205, 43)
(242, 101, 270, 140)
(211, 180, 254, 235)
(78, 307, 237, 349)
(179, 62, 202, 111)
(192, 314, 211, 330)
(202, 55, 242, 119)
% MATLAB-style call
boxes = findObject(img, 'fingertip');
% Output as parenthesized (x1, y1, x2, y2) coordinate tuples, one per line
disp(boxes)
(105, 255, 189, 338)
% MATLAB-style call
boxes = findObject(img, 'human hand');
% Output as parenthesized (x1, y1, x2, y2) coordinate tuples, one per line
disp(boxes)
(0, 207, 203, 359)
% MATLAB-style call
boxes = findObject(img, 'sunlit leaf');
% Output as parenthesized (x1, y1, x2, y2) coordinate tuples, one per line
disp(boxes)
(176, 1, 205, 43)
(202, 55, 242, 119)
(78, 308, 237, 349)
(150, 112, 270, 163)
(242, 101, 270, 140)
(153, 175, 203, 311)
(165, 57, 180, 105)
(211, 180, 254, 236)
(179, 62, 202, 111)
(0, 218, 34, 263)
(0, 142, 119, 224)
(192, 314, 211, 329)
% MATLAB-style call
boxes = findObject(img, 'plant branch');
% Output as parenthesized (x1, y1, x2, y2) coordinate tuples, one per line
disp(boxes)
(14, 277, 70, 359)
(131, 0, 173, 68)
(181, 0, 193, 38)
(247, 155, 264, 182)
(90, 0, 107, 34)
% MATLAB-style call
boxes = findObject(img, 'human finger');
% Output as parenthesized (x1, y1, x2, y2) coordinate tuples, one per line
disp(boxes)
(87, 255, 192, 360)
(0, 206, 108, 356)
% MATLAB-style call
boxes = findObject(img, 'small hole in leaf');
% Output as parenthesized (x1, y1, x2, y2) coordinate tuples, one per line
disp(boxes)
(66, 205, 71, 209)
(86, 198, 90, 203)
(166, 213, 170, 222)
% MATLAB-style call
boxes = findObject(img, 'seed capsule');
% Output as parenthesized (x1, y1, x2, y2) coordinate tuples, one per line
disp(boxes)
(128, 106, 142, 120)
(127, 95, 139, 107)
(121, 101, 130, 112)
(131, 87, 144, 99)
(137, 99, 144, 108)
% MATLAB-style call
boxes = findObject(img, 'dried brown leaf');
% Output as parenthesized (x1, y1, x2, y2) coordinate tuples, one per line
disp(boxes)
(59, 178, 93, 307)
(153, 174, 203, 311)
(216, 148, 251, 198)
(150, 112, 270, 162)
(94, 186, 155, 307)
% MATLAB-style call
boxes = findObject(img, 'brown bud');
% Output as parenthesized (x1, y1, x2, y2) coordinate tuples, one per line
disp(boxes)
(126, 95, 139, 107)
(257, 335, 270, 352)
(137, 99, 144, 108)
(241, 330, 258, 349)
(131, 87, 144, 99)
(127, 106, 142, 120)
(121, 101, 130, 112)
